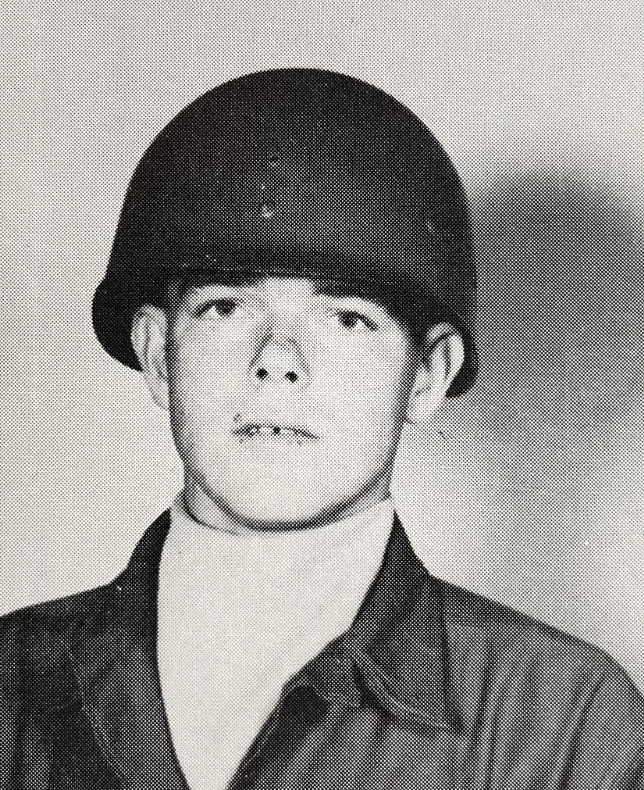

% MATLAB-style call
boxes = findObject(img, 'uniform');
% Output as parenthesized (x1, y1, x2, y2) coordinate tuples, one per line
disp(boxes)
(1, 512, 642, 788)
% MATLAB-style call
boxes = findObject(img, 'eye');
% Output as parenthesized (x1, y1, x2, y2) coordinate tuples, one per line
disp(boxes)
(197, 298, 239, 318)
(332, 311, 377, 332)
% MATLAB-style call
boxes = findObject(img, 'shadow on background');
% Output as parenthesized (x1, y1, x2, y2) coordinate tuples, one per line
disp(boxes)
(473, 171, 644, 439)
(398, 171, 643, 687)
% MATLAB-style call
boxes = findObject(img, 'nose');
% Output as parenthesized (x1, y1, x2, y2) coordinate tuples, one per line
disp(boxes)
(249, 337, 309, 389)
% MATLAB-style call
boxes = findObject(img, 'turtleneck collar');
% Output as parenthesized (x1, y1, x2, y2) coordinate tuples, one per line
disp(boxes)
(157, 491, 395, 790)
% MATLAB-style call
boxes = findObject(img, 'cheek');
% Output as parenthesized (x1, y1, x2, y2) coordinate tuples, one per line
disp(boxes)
(167, 327, 242, 399)
(165, 343, 238, 444)
(320, 345, 416, 435)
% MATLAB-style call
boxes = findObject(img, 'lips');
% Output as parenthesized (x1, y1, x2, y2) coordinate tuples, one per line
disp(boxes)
(233, 421, 318, 443)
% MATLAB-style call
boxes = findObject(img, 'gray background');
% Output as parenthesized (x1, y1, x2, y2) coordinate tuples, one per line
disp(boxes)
(1, 1, 643, 689)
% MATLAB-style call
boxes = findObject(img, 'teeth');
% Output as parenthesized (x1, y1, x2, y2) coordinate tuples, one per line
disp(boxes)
(246, 424, 299, 437)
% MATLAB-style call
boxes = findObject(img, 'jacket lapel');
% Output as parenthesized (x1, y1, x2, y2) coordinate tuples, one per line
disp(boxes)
(299, 515, 457, 731)
(351, 516, 458, 729)
(227, 516, 463, 790)
(60, 512, 187, 789)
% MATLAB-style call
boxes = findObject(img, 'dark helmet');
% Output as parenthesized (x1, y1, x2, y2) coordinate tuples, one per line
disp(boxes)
(93, 68, 477, 396)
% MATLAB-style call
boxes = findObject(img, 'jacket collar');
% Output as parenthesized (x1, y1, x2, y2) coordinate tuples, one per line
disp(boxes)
(60, 509, 456, 786)
(59, 511, 186, 788)
(288, 515, 458, 731)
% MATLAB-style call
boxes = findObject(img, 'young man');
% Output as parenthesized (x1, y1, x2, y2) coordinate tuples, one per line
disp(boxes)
(1, 69, 642, 789)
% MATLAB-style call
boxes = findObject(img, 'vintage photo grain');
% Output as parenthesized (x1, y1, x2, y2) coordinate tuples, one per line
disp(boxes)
(1, 2, 643, 787)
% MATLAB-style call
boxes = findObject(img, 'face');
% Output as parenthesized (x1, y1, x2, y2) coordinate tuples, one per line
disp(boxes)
(135, 277, 447, 530)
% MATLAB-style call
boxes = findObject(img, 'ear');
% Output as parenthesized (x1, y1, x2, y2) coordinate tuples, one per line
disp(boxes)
(130, 304, 170, 410)
(406, 323, 465, 423)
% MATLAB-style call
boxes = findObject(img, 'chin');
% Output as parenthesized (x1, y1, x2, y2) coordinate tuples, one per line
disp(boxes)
(217, 483, 343, 530)
(212, 473, 390, 531)
(185, 447, 393, 531)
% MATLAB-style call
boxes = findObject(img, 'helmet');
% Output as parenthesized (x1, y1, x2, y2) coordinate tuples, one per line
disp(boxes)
(93, 68, 477, 396)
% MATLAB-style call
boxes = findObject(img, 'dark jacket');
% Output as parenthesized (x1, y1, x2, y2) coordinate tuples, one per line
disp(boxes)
(1, 512, 643, 789)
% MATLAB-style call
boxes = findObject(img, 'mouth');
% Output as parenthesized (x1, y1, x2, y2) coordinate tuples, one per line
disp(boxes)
(233, 422, 318, 444)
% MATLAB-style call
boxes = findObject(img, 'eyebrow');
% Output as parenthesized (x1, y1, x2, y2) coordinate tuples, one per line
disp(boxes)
(179, 272, 262, 290)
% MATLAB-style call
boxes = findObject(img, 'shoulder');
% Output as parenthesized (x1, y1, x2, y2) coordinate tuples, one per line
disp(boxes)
(1, 579, 118, 631)
(436, 575, 614, 670)
(0, 581, 119, 678)
(0, 581, 119, 750)
(433, 575, 637, 690)
(0, 510, 170, 686)
(0, 509, 170, 656)
(429, 576, 644, 782)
